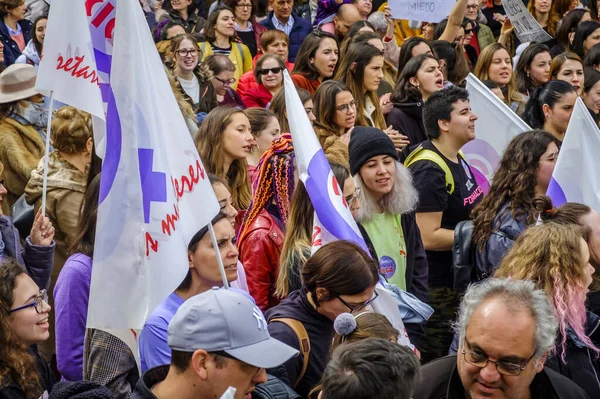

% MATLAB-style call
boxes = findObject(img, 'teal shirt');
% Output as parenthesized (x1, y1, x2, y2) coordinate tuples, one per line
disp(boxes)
(362, 212, 407, 290)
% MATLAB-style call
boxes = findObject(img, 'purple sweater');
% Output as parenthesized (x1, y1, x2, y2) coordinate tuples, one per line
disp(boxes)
(54, 253, 92, 381)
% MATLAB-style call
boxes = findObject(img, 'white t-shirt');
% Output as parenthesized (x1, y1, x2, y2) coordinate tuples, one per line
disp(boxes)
(177, 75, 200, 106)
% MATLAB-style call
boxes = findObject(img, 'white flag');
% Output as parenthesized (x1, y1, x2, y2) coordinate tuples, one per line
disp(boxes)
(36, 0, 104, 119)
(465, 73, 530, 193)
(547, 98, 600, 212)
(86, 0, 219, 330)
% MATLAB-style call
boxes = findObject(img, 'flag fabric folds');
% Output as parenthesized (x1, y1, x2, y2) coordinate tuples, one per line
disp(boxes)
(86, 0, 219, 331)
(547, 97, 600, 212)
(464, 73, 530, 193)
(36, 0, 104, 119)
(282, 70, 368, 254)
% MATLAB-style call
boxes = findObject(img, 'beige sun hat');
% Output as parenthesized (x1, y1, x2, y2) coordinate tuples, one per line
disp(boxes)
(0, 64, 39, 104)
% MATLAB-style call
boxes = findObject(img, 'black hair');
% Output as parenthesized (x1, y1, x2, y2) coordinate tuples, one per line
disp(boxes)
(423, 86, 470, 139)
(433, 19, 448, 40)
(154, 19, 186, 42)
(584, 43, 600, 69)
(392, 53, 439, 103)
(522, 80, 576, 129)
(571, 20, 600, 58)
(481, 79, 500, 90)
(397, 37, 432, 76)
(515, 43, 551, 94)
(430, 40, 469, 85)
(555, 9, 589, 48)
(584, 67, 600, 93)
(319, 338, 421, 399)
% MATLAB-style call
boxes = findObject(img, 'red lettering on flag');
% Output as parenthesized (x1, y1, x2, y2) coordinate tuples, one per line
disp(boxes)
(161, 204, 180, 236)
(312, 226, 322, 247)
(145, 232, 158, 256)
(91, 1, 114, 27)
(171, 160, 206, 201)
(56, 53, 100, 86)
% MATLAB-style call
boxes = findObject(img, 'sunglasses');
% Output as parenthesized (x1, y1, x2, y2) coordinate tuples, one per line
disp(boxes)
(258, 67, 284, 76)
(464, 28, 474, 34)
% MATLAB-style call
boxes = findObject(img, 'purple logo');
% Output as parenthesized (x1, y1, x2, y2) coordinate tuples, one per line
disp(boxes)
(547, 177, 567, 207)
(462, 139, 500, 195)
(380, 256, 396, 279)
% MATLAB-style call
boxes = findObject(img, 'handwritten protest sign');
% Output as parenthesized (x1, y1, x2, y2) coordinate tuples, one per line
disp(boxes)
(502, 0, 552, 43)
(388, 0, 454, 23)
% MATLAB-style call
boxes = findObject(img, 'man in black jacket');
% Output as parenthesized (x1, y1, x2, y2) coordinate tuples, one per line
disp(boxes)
(414, 278, 589, 399)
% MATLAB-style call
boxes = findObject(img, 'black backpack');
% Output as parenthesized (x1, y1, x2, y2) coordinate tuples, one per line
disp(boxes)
(253, 375, 301, 399)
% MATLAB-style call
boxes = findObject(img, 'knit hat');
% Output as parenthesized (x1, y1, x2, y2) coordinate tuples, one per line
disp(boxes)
(348, 126, 399, 175)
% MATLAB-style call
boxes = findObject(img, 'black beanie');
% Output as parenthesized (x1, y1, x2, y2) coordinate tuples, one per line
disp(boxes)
(348, 126, 399, 176)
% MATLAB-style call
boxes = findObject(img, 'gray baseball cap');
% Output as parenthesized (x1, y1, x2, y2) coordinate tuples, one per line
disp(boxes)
(167, 287, 299, 368)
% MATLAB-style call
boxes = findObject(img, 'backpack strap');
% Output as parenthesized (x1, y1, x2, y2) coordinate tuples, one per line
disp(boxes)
(405, 145, 456, 194)
(236, 42, 245, 66)
(270, 318, 310, 388)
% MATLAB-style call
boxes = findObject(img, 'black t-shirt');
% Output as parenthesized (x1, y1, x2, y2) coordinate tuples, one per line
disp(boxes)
(482, 4, 506, 38)
(409, 141, 483, 287)
(0, 346, 55, 399)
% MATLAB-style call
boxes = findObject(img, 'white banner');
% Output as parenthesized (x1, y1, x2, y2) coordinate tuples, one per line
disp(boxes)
(388, 0, 454, 23)
(502, 0, 552, 43)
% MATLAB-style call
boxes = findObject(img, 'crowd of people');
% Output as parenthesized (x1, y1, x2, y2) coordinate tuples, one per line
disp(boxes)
(1, 0, 600, 398)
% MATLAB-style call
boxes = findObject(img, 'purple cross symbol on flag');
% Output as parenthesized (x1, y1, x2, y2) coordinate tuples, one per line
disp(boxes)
(84, 0, 219, 333)
(282, 70, 368, 254)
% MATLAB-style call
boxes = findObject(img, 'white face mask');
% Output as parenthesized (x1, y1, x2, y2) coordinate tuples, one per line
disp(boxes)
(16, 101, 48, 128)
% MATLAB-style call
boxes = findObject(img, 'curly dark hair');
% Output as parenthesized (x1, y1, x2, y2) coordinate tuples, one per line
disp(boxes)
(0, 259, 42, 399)
(471, 130, 561, 249)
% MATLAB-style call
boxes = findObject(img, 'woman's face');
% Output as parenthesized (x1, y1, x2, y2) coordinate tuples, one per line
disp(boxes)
(342, 176, 360, 217)
(354, 0, 373, 16)
(211, 70, 236, 96)
(317, 286, 377, 320)
(533, 0, 552, 14)
(9, 274, 51, 346)
(488, 48, 513, 86)
(175, 39, 199, 74)
(584, 28, 600, 55)
(310, 38, 339, 79)
(172, 0, 192, 12)
(212, 182, 237, 227)
(535, 142, 559, 193)
(580, 238, 595, 294)
(556, 59, 584, 95)
(166, 25, 186, 39)
(189, 219, 239, 287)
(35, 18, 47, 44)
(222, 112, 253, 161)
(412, 58, 444, 100)
(8, 2, 27, 21)
(304, 99, 316, 124)
(411, 41, 433, 57)
(423, 24, 436, 41)
(582, 210, 600, 268)
(546, 91, 577, 136)
(333, 90, 356, 131)
(254, 117, 281, 156)
(216, 10, 236, 38)
(265, 39, 289, 60)
(258, 58, 284, 90)
(583, 80, 600, 114)
(527, 51, 551, 86)
(235, 0, 252, 22)
(359, 155, 396, 200)
(463, 22, 474, 45)
(362, 55, 384, 93)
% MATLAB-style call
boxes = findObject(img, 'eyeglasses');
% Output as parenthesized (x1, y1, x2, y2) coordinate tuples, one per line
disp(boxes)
(344, 187, 361, 207)
(214, 76, 237, 85)
(336, 290, 379, 313)
(258, 67, 284, 76)
(236, 3, 252, 8)
(462, 338, 536, 376)
(464, 28, 474, 34)
(177, 49, 198, 57)
(9, 289, 49, 314)
(336, 100, 357, 114)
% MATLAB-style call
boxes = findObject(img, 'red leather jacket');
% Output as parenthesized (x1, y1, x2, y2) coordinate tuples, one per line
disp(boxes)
(238, 209, 284, 311)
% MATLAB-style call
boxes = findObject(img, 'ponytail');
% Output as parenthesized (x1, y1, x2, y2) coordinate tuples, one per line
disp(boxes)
(522, 80, 576, 129)
(533, 195, 592, 227)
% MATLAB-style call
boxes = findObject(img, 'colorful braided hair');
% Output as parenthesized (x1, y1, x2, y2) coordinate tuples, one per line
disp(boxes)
(237, 134, 295, 246)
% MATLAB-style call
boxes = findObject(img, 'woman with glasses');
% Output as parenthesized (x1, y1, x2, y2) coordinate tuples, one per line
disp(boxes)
(494, 223, 600, 398)
(237, 135, 295, 311)
(205, 54, 245, 107)
(471, 130, 561, 277)
(169, 34, 217, 124)
(275, 162, 360, 300)
(348, 126, 429, 350)
(312, 80, 356, 169)
(223, 0, 266, 58)
(241, 54, 285, 108)
(199, 6, 252, 90)
(0, 258, 55, 398)
(266, 240, 381, 397)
